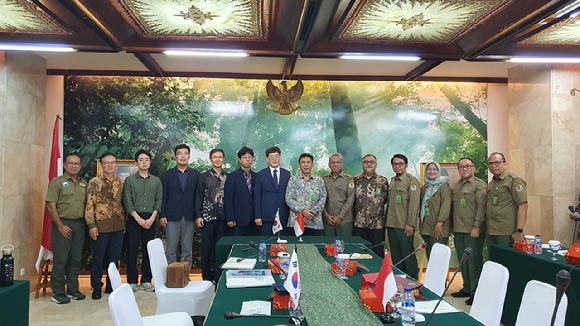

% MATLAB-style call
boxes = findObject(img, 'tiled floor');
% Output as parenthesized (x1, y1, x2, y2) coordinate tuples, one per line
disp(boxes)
(29, 272, 472, 326)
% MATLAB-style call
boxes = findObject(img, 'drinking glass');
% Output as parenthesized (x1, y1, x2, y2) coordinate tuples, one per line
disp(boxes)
(548, 240, 560, 261)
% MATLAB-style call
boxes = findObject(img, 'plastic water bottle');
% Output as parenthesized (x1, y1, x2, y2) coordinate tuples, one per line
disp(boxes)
(401, 287, 415, 326)
(258, 240, 267, 262)
(535, 235, 542, 254)
(334, 237, 343, 258)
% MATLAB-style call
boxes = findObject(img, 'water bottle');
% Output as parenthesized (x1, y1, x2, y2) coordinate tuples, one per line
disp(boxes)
(258, 240, 267, 262)
(401, 287, 415, 326)
(334, 237, 343, 258)
(278, 252, 290, 280)
(1, 244, 14, 287)
(535, 235, 542, 254)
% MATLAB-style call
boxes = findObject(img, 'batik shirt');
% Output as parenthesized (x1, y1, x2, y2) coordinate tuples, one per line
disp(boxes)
(353, 173, 389, 229)
(85, 174, 126, 232)
(285, 174, 327, 230)
(196, 169, 228, 222)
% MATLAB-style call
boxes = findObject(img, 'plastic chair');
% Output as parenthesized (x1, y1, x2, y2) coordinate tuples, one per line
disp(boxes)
(422, 243, 451, 296)
(515, 280, 568, 326)
(109, 283, 193, 326)
(469, 261, 510, 326)
(147, 238, 214, 317)
(108, 262, 123, 291)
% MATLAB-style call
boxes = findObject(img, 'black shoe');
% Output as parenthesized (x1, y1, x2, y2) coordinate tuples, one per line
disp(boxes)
(66, 291, 86, 300)
(451, 290, 470, 298)
(465, 297, 474, 305)
(104, 287, 113, 294)
(51, 293, 71, 304)
(92, 289, 102, 300)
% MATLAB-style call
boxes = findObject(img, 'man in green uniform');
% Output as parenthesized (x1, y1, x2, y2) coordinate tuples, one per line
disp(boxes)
(486, 152, 528, 245)
(45, 154, 88, 304)
(323, 153, 355, 237)
(451, 158, 486, 305)
(386, 154, 420, 279)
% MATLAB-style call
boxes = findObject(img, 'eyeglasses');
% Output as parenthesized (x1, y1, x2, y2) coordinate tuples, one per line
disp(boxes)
(487, 161, 504, 167)
(329, 161, 342, 165)
(102, 161, 117, 166)
(426, 168, 438, 172)
(458, 164, 474, 170)
(176, 151, 189, 157)
(363, 161, 376, 165)
(66, 162, 81, 166)
(391, 162, 405, 167)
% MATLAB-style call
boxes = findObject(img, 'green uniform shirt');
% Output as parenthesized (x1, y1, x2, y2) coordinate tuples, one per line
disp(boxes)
(420, 183, 451, 237)
(323, 172, 355, 224)
(486, 172, 527, 236)
(452, 176, 487, 233)
(123, 173, 162, 214)
(45, 173, 87, 220)
(386, 173, 420, 229)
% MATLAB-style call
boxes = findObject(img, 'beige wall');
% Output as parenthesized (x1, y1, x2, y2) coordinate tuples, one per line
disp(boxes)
(0, 51, 47, 284)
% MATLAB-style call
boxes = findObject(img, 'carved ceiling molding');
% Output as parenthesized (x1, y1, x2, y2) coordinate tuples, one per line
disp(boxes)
(0, 0, 70, 35)
(520, 16, 580, 45)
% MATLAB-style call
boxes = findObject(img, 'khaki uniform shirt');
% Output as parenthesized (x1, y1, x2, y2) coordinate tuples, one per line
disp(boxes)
(486, 172, 527, 236)
(386, 173, 420, 229)
(353, 173, 389, 229)
(323, 172, 355, 224)
(45, 173, 87, 220)
(420, 183, 451, 237)
(85, 174, 126, 232)
(452, 177, 487, 233)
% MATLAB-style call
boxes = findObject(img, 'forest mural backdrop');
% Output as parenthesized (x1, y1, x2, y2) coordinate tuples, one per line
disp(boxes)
(64, 76, 489, 268)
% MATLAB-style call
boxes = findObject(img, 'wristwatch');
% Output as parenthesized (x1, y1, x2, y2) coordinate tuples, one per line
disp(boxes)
(516, 228, 524, 233)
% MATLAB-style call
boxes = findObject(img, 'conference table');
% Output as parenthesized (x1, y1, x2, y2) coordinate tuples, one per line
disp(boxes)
(206, 236, 483, 325)
(490, 244, 580, 326)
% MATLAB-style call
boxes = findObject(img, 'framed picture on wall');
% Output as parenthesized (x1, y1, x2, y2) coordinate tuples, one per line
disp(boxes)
(419, 162, 460, 189)
(96, 159, 136, 182)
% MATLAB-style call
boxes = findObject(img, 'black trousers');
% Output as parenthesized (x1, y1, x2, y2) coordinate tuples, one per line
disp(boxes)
(353, 226, 385, 258)
(202, 219, 228, 282)
(125, 213, 156, 284)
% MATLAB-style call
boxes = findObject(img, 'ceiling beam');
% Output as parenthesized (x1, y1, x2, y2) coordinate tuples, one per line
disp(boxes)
(405, 60, 444, 81)
(133, 53, 164, 77)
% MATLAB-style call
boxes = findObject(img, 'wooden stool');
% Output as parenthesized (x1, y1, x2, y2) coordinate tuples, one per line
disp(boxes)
(35, 259, 52, 298)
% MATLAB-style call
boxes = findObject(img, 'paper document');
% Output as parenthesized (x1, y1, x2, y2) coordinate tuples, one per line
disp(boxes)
(221, 257, 257, 270)
(415, 300, 459, 314)
(226, 275, 275, 288)
(240, 301, 271, 315)
(227, 269, 272, 278)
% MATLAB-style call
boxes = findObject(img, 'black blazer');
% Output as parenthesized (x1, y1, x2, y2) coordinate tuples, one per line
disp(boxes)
(160, 167, 200, 222)
(254, 167, 291, 224)
(224, 168, 256, 227)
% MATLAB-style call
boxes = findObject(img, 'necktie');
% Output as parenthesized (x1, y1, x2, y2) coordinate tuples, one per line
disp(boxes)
(244, 171, 251, 192)
(273, 169, 278, 189)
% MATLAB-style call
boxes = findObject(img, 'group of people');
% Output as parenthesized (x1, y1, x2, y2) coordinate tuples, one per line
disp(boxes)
(45, 143, 528, 309)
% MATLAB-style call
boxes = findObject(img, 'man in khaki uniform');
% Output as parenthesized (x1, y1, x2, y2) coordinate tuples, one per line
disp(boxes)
(45, 155, 88, 304)
(386, 154, 420, 279)
(451, 158, 486, 305)
(486, 152, 528, 245)
(323, 153, 355, 237)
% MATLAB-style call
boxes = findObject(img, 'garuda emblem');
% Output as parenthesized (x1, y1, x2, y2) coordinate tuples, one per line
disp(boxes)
(266, 79, 304, 115)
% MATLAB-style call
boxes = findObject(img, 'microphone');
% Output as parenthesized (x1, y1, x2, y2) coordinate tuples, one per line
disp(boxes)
(224, 311, 304, 324)
(425, 247, 472, 326)
(550, 269, 571, 326)
(393, 242, 428, 268)
(242, 237, 277, 252)
(246, 241, 288, 277)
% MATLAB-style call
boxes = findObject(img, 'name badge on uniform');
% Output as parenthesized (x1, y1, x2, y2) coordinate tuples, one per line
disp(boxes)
(310, 193, 316, 201)
(492, 195, 498, 206)
(460, 198, 466, 208)
(396, 195, 402, 204)
(376, 188, 381, 196)
(424, 207, 430, 217)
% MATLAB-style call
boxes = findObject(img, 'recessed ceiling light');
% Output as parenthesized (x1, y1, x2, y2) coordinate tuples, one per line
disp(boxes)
(509, 57, 580, 63)
(0, 44, 75, 52)
(339, 54, 421, 61)
(163, 50, 248, 57)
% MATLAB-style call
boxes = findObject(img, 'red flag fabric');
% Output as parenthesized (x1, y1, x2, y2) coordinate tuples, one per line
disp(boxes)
(372, 251, 397, 311)
(293, 212, 305, 237)
(36, 115, 61, 271)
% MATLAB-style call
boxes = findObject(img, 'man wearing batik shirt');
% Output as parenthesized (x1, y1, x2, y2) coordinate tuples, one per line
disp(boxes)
(195, 149, 228, 282)
(285, 153, 327, 236)
(353, 154, 389, 257)
(85, 153, 126, 300)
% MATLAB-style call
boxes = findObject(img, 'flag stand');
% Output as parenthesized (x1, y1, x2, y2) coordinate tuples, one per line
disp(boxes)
(298, 236, 303, 242)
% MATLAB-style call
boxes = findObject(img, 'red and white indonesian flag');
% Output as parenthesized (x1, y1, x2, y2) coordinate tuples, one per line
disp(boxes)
(284, 247, 301, 306)
(35, 115, 62, 271)
(272, 209, 283, 234)
(373, 250, 397, 312)
(294, 212, 305, 237)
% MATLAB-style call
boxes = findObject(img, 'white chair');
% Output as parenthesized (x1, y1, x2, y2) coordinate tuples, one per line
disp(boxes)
(147, 238, 214, 317)
(109, 283, 193, 326)
(423, 243, 451, 296)
(469, 261, 510, 326)
(515, 280, 568, 326)
(108, 262, 123, 291)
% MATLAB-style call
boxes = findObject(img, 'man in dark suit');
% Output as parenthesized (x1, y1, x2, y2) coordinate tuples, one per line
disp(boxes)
(160, 144, 200, 266)
(254, 146, 291, 236)
(225, 147, 257, 236)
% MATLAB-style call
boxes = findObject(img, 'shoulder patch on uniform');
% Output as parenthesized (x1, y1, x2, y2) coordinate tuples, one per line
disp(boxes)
(62, 181, 69, 188)
(348, 179, 354, 188)
(410, 183, 418, 191)
(515, 183, 524, 192)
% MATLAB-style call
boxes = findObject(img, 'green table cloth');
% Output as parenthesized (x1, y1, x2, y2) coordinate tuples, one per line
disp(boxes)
(0, 280, 29, 326)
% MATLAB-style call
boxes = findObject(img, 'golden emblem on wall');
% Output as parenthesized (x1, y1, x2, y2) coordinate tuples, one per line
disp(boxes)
(266, 79, 304, 115)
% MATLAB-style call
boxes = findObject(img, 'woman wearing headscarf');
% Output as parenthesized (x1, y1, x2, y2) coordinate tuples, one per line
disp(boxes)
(420, 161, 451, 258)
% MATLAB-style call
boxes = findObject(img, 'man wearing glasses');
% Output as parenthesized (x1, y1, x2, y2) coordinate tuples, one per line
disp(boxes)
(45, 155, 87, 304)
(486, 152, 528, 244)
(323, 153, 355, 236)
(450, 158, 486, 305)
(353, 154, 389, 257)
(385, 154, 420, 279)
(85, 153, 126, 300)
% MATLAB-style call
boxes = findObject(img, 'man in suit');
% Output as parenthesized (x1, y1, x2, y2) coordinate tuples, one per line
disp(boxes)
(161, 144, 201, 266)
(254, 146, 291, 236)
(225, 147, 257, 236)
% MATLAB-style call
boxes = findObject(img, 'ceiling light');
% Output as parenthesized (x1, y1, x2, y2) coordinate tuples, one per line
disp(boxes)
(340, 54, 421, 61)
(509, 57, 580, 63)
(557, 0, 580, 18)
(0, 44, 75, 52)
(163, 50, 248, 57)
